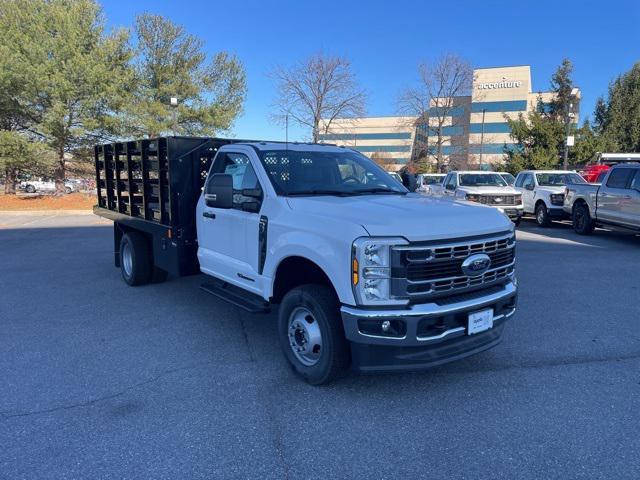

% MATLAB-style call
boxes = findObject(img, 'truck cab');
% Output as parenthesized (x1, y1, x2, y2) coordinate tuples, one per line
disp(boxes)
(94, 138, 518, 384)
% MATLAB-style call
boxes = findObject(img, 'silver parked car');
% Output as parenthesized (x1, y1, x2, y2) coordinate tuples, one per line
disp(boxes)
(564, 163, 640, 234)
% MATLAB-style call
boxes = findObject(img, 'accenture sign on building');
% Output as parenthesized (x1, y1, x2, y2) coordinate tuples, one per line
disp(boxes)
(476, 78, 523, 90)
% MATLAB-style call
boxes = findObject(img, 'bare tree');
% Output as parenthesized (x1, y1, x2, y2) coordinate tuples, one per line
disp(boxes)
(271, 53, 367, 142)
(370, 151, 396, 170)
(398, 54, 474, 172)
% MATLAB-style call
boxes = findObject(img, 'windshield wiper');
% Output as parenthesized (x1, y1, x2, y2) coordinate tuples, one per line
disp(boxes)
(352, 187, 407, 195)
(287, 189, 354, 197)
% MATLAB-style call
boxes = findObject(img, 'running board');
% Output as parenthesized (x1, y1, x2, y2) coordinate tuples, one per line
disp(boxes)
(200, 280, 270, 313)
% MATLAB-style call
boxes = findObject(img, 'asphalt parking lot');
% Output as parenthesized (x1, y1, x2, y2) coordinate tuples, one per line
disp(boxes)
(1, 212, 639, 479)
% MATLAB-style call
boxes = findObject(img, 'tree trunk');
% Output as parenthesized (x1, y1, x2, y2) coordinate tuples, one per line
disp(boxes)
(4, 166, 17, 195)
(54, 150, 66, 195)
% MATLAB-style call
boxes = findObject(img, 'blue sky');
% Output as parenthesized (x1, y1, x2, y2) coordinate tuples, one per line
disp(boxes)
(102, 0, 640, 141)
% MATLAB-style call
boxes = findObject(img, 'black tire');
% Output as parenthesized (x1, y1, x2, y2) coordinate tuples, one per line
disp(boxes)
(535, 203, 551, 227)
(65, 186, 72, 194)
(513, 217, 521, 227)
(573, 202, 595, 235)
(119, 232, 153, 286)
(25, 185, 36, 193)
(278, 285, 350, 385)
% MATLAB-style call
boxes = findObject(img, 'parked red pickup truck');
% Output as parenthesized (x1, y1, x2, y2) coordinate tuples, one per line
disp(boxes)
(580, 165, 609, 183)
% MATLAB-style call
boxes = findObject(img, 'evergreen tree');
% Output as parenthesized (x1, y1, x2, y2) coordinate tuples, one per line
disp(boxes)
(0, 0, 133, 194)
(599, 62, 640, 152)
(549, 58, 576, 122)
(129, 14, 247, 137)
(503, 111, 564, 173)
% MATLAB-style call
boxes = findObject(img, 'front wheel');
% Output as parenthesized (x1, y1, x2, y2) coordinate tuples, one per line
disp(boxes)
(278, 285, 350, 385)
(535, 203, 551, 227)
(25, 185, 36, 193)
(573, 203, 595, 235)
(65, 186, 72, 194)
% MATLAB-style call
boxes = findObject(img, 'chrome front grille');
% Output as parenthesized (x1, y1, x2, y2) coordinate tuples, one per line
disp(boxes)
(478, 194, 519, 206)
(391, 232, 516, 300)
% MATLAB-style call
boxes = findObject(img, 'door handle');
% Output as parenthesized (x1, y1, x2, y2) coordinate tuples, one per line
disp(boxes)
(202, 211, 216, 219)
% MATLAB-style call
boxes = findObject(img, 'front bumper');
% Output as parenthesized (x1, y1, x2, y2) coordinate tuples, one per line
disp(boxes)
(497, 206, 523, 220)
(341, 281, 517, 372)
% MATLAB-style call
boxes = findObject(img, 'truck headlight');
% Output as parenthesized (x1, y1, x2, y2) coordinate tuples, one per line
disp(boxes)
(351, 237, 408, 306)
(550, 193, 564, 206)
(465, 193, 479, 202)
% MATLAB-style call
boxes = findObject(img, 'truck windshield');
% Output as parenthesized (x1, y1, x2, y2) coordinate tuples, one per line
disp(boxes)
(459, 174, 507, 187)
(422, 175, 444, 185)
(536, 173, 586, 186)
(257, 150, 408, 196)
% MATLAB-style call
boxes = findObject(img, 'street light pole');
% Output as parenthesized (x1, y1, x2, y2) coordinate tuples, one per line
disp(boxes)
(563, 105, 571, 170)
(479, 108, 486, 170)
(563, 88, 580, 170)
(170, 97, 178, 135)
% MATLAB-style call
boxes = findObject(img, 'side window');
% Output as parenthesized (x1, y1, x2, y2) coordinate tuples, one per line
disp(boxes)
(207, 152, 262, 209)
(629, 169, 640, 191)
(515, 174, 524, 188)
(606, 168, 634, 189)
(522, 174, 534, 189)
(445, 174, 457, 190)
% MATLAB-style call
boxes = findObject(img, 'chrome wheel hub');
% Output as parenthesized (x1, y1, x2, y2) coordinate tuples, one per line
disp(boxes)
(287, 307, 322, 367)
(122, 242, 133, 277)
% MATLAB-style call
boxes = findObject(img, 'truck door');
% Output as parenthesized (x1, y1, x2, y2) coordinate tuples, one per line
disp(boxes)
(620, 168, 640, 227)
(444, 174, 457, 196)
(521, 174, 535, 213)
(597, 167, 635, 224)
(197, 150, 265, 294)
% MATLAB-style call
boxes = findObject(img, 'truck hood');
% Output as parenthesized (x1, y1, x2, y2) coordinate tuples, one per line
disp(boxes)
(286, 194, 513, 242)
(536, 186, 567, 195)
(457, 186, 520, 195)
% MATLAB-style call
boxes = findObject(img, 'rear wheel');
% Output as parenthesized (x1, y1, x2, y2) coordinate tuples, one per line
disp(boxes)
(65, 186, 72, 194)
(119, 232, 153, 286)
(278, 285, 350, 385)
(535, 203, 551, 227)
(25, 185, 36, 193)
(573, 203, 595, 235)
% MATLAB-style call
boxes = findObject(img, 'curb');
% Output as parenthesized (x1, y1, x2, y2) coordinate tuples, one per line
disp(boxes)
(0, 209, 95, 216)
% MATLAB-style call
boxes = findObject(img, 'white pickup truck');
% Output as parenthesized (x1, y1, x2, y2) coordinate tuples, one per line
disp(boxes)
(431, 171, 524, 224)
(94, 137, 518, 384)
(20, 179, 76, 194)
(514, 170, 586, 227)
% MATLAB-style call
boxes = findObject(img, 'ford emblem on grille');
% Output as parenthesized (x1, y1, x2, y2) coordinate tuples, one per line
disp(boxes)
(494, 197, 503, 203)
(461, 253, 491, 277)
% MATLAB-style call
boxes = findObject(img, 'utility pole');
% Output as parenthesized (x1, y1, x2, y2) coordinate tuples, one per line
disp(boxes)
(170, 97, 178, 135)
(478, 108, 486, 170)
(563, 88, 580, 170)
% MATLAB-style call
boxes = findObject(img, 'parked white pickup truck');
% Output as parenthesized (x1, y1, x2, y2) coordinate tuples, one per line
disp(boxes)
(514, 170, 586, 227)
(431, 171, 523, 224)
(20, 179, 76, 194)
(564, 163, 640, 234)
(94, 137, 518, 384)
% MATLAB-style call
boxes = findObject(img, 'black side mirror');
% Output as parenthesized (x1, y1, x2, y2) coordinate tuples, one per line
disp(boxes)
(446, 184, 455, 191)
(205, 174, 233, 208)
(525, 184, 534, 191)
